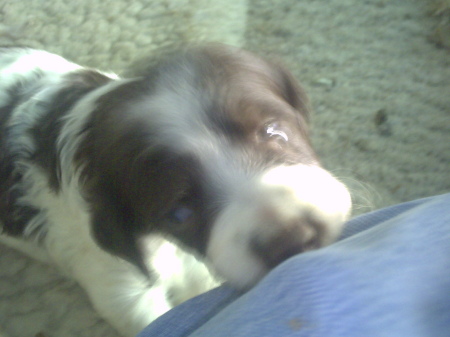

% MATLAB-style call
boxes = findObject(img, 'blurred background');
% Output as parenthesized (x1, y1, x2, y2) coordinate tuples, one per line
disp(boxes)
(0, 0, 449, 336)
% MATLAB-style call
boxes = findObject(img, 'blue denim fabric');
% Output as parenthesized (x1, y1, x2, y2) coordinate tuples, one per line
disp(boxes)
(138, 194, 450, 337)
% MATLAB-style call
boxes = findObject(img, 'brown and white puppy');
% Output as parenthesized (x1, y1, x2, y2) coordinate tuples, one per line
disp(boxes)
(0, 44, 351, 336)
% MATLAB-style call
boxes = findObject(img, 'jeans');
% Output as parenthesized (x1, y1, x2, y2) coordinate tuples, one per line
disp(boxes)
(138, 193, 450, 337)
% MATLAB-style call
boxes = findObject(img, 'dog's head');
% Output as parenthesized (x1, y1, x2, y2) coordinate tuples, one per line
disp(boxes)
(76, 44, 351, 288)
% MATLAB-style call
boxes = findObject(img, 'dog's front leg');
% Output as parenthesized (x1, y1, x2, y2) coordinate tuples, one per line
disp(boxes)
(72, 256, 171, 337)
(45, 229, 172, 337)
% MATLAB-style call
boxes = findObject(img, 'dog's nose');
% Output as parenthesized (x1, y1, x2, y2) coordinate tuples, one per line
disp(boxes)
(250, 218, 322, 268)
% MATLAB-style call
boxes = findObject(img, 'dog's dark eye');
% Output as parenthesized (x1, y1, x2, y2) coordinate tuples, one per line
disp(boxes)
(263, 122, 289, 142)
(168, 206, 193, 223)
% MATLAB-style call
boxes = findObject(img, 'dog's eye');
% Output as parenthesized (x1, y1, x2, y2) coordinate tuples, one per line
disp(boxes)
(168, 206, 193, 223)
(264, 122, 289, 142)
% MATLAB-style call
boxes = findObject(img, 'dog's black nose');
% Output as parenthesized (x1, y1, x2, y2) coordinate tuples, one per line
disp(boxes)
(250, 220, 321, 269)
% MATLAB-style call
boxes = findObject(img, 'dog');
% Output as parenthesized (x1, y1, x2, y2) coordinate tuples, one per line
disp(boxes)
(0, 44, 352, 336)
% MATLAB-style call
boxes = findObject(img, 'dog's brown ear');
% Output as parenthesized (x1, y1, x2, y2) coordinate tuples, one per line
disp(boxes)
(272, 62, 311, 121)
(89, 191, 149, 276)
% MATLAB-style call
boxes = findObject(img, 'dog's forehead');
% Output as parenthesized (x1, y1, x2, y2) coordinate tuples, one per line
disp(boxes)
(121, 46, 313, 193)
(154, 46, 288, 102)
(139, 49, 295, 140)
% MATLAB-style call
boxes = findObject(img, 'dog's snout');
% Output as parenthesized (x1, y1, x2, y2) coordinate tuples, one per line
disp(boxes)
(251, 219, 322, 269)
(207, 165, 351, 289)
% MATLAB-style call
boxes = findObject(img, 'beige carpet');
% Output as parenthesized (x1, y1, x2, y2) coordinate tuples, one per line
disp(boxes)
(0, 0, 449, 336)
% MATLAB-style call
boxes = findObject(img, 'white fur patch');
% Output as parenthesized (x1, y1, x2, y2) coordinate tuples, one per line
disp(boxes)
(0, 48, 81, 107)
(133, 84, 218, 157)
